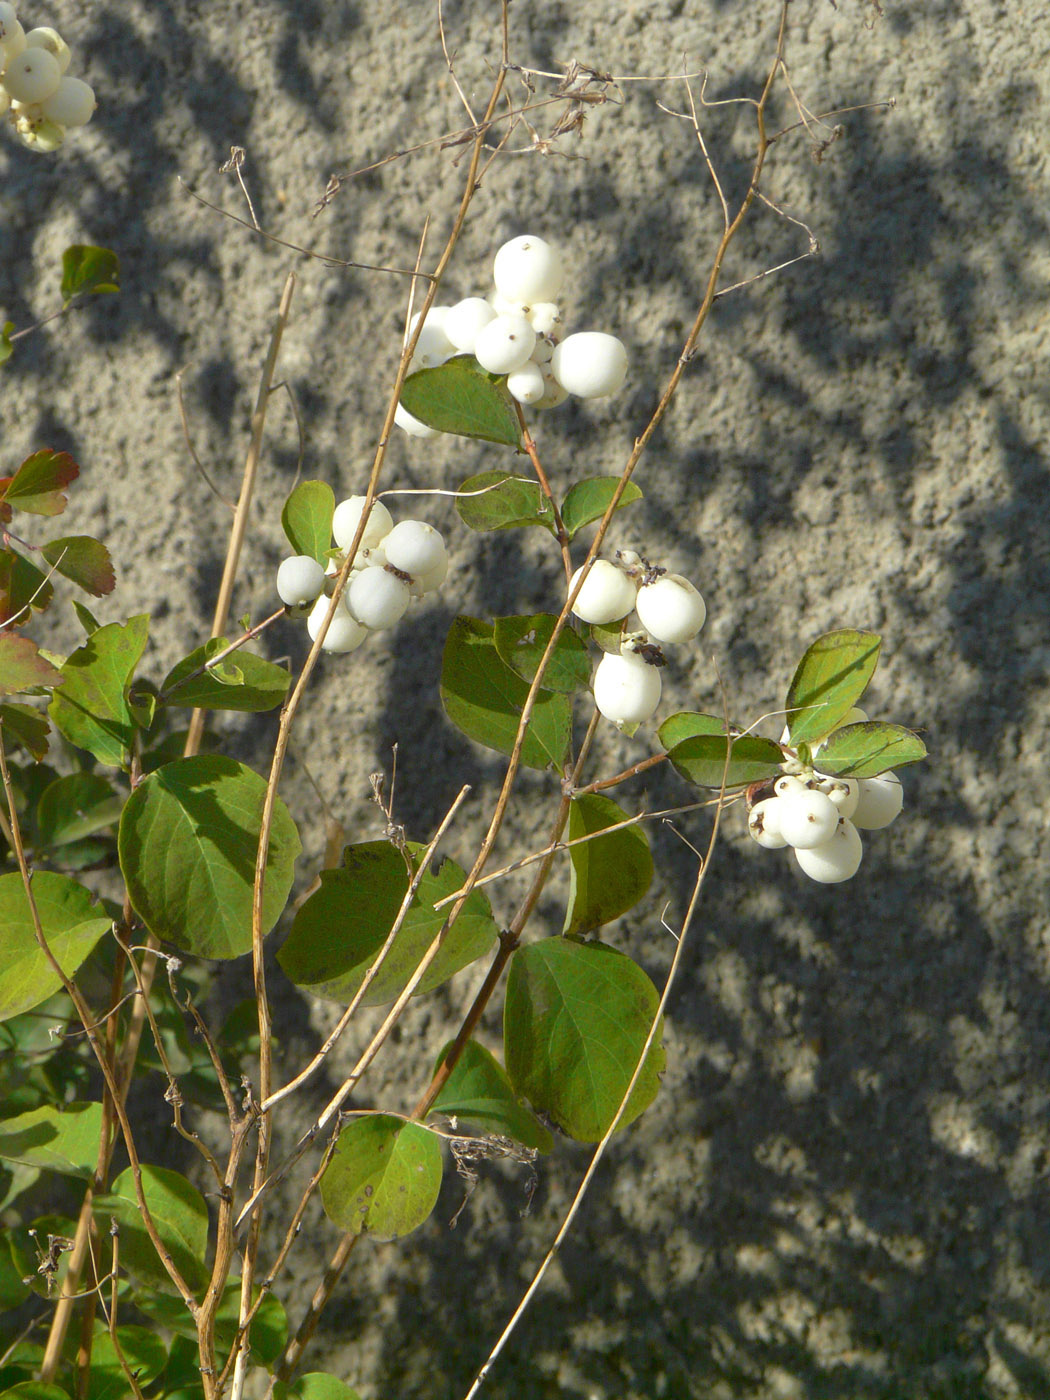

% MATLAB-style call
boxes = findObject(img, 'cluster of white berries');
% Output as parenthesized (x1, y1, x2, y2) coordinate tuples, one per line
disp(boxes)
(397, 234, 628, 438)
(747, 709, 905, 883)
(569, 550, 707, 727)
(276, 497, 449, 654)
(0, 4, 95, 151)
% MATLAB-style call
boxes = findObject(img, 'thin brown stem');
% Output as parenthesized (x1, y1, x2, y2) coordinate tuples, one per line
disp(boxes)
(515, 405, 572, 582)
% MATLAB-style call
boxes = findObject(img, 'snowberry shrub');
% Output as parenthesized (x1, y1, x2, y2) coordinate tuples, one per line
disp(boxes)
(0, 6, 926, 1400)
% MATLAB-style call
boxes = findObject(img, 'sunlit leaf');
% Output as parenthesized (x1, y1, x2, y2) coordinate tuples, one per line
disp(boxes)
(0, 1102, 103, 1178)
(319, 1115, 442, 1239)
(401, 358, 521, 447)
(0, 635, 63, 696)
(48, 615, 149, 768)
(0, 871, 110, 1022)
(493, 614, 590, 694)
(430, 1039, 553, 1152)
(161, 640, 290, 712)
(0, 451, 79, 517)
(39, 537, 115, 597)
(60, 246, 120, 304)
(785, 629, 882, 745)
(664, 732, 783, 789)
(455, 470, 551, 534)
(281, 481, 335, 564)
(815, 721, 928, 777)
(560, 476, 643, 539)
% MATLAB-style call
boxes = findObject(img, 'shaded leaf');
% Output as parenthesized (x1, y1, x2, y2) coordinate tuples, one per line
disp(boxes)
(0, 702, 50, 759)
(665, 732, 783, 789)
(161, 640, 290, 712)
(0, 322, 13, 369)
(118, 755, 301, 960)
(37, 773, 123, 848)
(430, 1039, 554, 1152)
(1, 451, 79, 517)
(79, 1327, 166, 1400)
(278, 841, 497, 1005)
(39, 537, 115, 597)
(564, 794, 653, 936)
(60, 246, 120, 304)
(440, 617, 570, 773)
(131, 1284, 286, 1366)
(455, 470, 551, 534)
(0, 1102, 102, 1178)
(504, 938, 664, 1143)
(0, 1229, 32, 1308)
(785, 629, 882, 745)
(402, 358, 521, 447)
(72, 600, 101, 636)
(0, 871, 110, 1022)
(493, 614, 591, 694)
(0, 550, 54, 625)
(48, 615, 149, 768)
(815, 721, 928, 778)
(95, 1165, 208, 1294)
(0, 1385, 69, 1400)
(281, 480, 335, 564)
(560, 476, 643, 539)
(319, 1115, 442, 1239)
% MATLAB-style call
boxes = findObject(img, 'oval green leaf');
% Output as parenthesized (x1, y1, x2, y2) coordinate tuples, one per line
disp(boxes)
(95, 1164, 209, 1294)
(493, 614, 591, 694)
(39, 537, 115, 597)
(37, 774, 123, 849)
(118, 755, 301, 960)
(319, 1115, 442, 1239)
(2, 450, 78, 517)
(0, 871, 110, 1022)
(401, 359, 522, 447)
(281, 480, 335, 564)
(0, 1102, 103, 1178)
(785, 629, 882, 745)
(455, 470, 551, 534)
(440, 617, 570, 773)
(657, 711, 727, 749)
(560, 476, 643, 540)
(504, 938, 665, 1143)
(429, 1039, 554, 1153)
(131, 1283, 287, 1365)
(815, 721, 928, 777)
(0, 1385, 70, 1400)
(665, 733, 783, 789)
(48, 615, 150, 768)
(564, 794, 653, 936)
(160, 640, 290, 712)
(278, 841, 497, 1005)
(277, 1374, 363, 1400)
(60, 245, 120, 303)
(82, 1326, 167, 1400)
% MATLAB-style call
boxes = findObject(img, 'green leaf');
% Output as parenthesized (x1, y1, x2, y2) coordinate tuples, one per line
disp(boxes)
(657, 711, 728, 749)
(281, 480, 335, 564)
(95, 1165, 208, 1294)
(79, 1326, 167, 1400)
(277, 1375, 363, 1400)
(0, 702, 51, 759)
(48, 615, 149, 768)
(278, 842, 497, 1005)
(0, 1102, 102, 1178)
(0, 871, 110, 1022)
(319, 1115, 443, 1239)
(1, 451, 79, 517)
(132, 1283, 286, 1366)
(118, 755, 301, 960)
(665, 732, 783, 789)
(401, 358, 522, 447)
(590, 618, 627, 655)
(504, 938, 664, 1143)
(455, 470, 551, 534)
(785, 629, 882, 745)
(0, 1385, 70, 1400)
(0, 1229, 32, 1308)
(560, 476, 643, 540)
(37, 773, 123, 848)
(814, 721, 928, 778)
(430, 1040, 554, 1153)
(39, 537, 115, 597)
(160, 640, 290, 712)
(0, 549, 54, 625)
(563, 795, 653, 936)
(0, 321, 14, 368)
(440, 617, 571, 773)
(493, 614, 591, 694)
(72, 600, 101, 636)
(60, 246, 120, 304)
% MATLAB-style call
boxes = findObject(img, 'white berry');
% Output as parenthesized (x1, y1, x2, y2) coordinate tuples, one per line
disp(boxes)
(851, 772, 903, 830)
(277, 555, 326, 608)
(408, 320, 454, 369)
(473, 313, 537, 376)
(818, 776, 860, 819)
(394, 401, 439, 439)
(444, 297, 496, 353)
(748, 797, 787, 849)
(528, 302, 562, 336)
(569, 559, 637, 626)
(410, 551, 449, 597)
(3, 45, 60, 103)
(307, 595, 367, 654)
(635, 574, 706, 645)
(551, 332, 628, 399)
(332, 496, 393, 554)
(506, 360, 546, 405)
(493, 235, 564, 305)
(593, 648, 662, 726)
(534, 366, 569, 410)
(777, 787, 841, 849)
(348, 565, 411, 631)
(0, 10, 25, 63)
(41, 75, 94, 127)
(794, 818, 864, 883)
(382, 519, 446, 580)
(23, 26, 70, 73)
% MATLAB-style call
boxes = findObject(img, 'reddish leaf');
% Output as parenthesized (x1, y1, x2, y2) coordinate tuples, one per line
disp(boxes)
(0, 633, 65, 695)
(40, 537, 115, 597)
(2, 451, 80, 517)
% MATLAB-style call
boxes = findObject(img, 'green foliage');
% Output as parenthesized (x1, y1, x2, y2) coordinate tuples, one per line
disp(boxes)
(160, 640, 290, 712)
(281, 480, 336, 564)
(493, 613, 591, 693)
(94, 1164, 209, 1294)
(75, 1326, 166, 1400)
(563, 794, 653, 936)
(440, 617, 571, 772)
(0, 549, 54, 624)
(118, 755, 301, 960)
(39, 537, 115, 597)
(0, 450, 79, 517)
(0, 702, 52, 758)
(430, 1039, 554, 1152)
(0, 321, 13, 367)
(455, 470, 550, 533)
(560, 476, 643, 539)
(278, 841, 497, 1005)
(48, 615, 150, 768)
(0, 1102, 103, 1178)
(36, 773, 122, 850)
(401, 358, 522, 447)
(60, 246, 120, 304)
(659, 712, 783, 789)
(132, 1284, 288, 1365)
(275, 1374, 363, 1400)
(0, 871, 110, 1021)
(504, 938, 665, 1142)
(785, 629, 881, 745)
(319, 1114, 443, 1239)
(815, 720, 927, 777)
